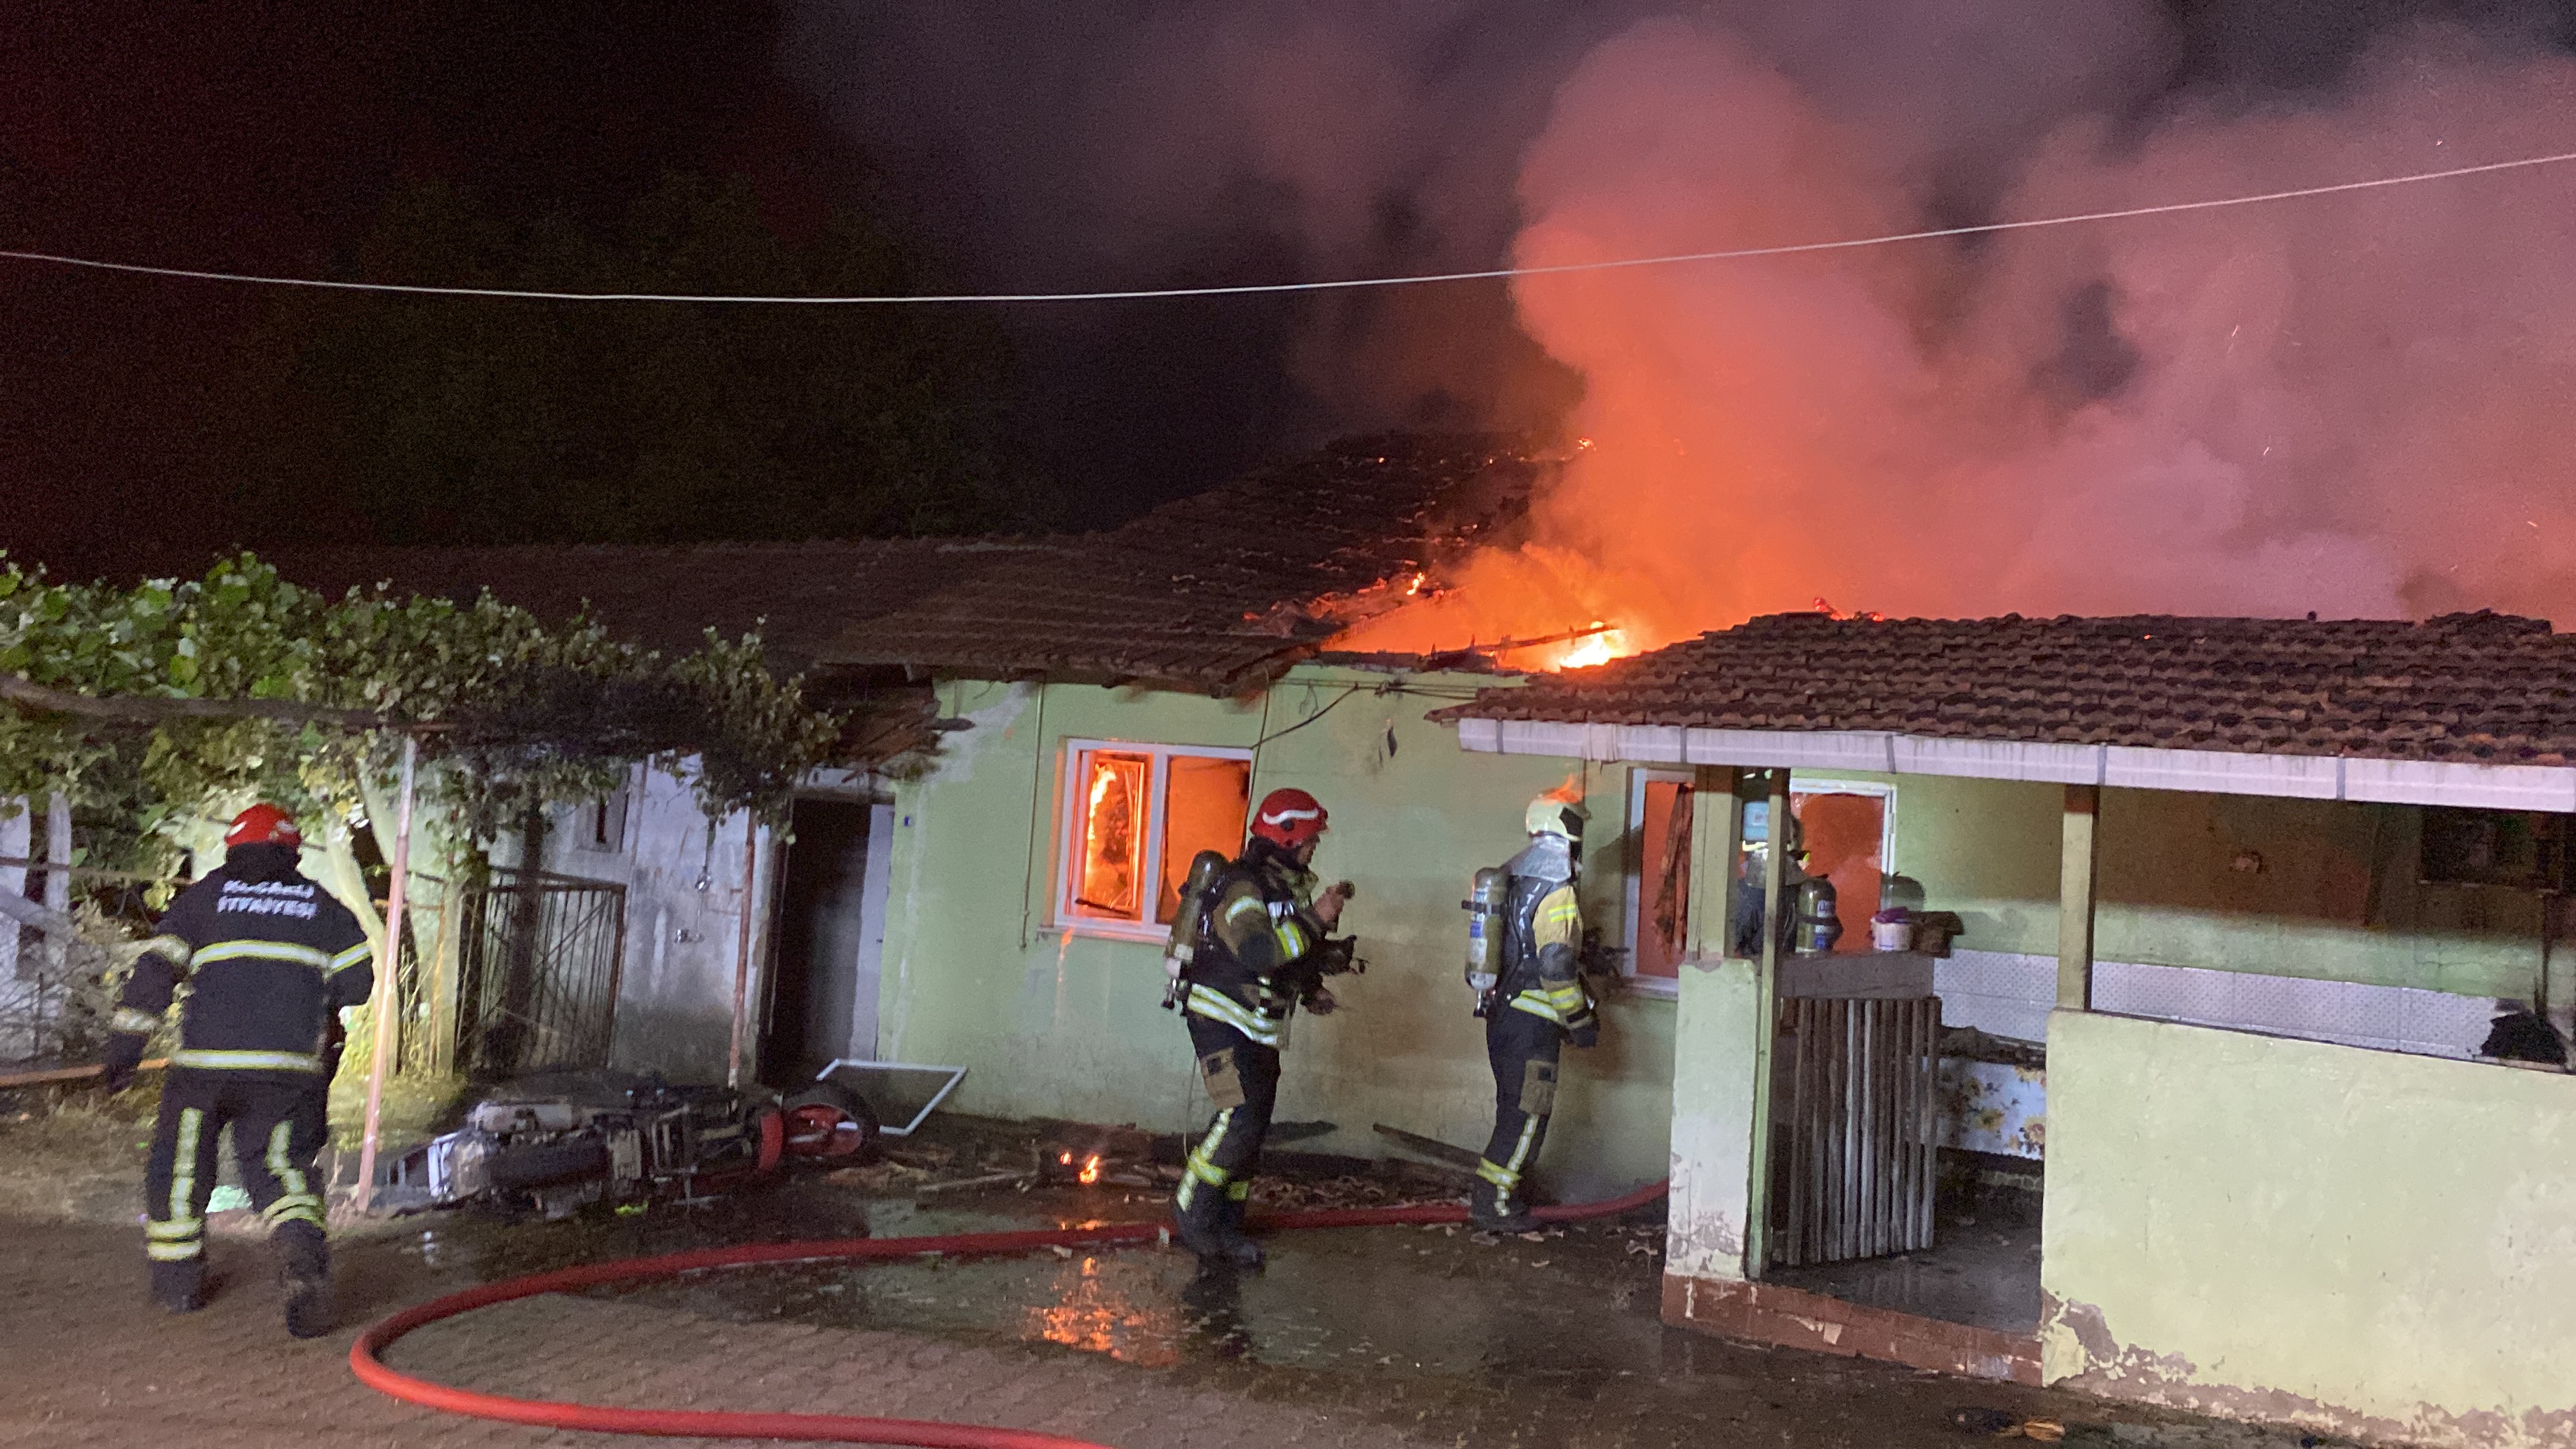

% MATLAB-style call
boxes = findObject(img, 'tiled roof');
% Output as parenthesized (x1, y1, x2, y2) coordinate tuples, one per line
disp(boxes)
(819, 435, 1541, 689)
(1433, 611, 2576, 767)
(266, 537, 1052, 676)
(269, 431, 1542, 706)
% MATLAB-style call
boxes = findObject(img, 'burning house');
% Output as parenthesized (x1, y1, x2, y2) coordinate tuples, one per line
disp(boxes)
(275, 435, 1680, 1192)
(278, 438, 2575, 1445)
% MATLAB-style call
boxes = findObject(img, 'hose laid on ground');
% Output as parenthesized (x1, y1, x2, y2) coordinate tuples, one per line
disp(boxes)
(351, 1178, 1670, 1447)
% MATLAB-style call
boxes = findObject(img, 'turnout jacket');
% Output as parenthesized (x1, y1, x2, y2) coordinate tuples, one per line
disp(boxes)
(1181, 844, 1330, 1050)
(1498, 842, 1598, 1044)
(112, 859, 373, 1076)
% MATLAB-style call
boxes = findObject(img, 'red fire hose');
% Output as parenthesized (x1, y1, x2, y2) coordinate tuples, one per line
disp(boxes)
(351, 1178, 1669, 1447)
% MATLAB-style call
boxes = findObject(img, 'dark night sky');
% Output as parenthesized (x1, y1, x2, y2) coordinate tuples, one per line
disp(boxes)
(3, 0, 2570, 577)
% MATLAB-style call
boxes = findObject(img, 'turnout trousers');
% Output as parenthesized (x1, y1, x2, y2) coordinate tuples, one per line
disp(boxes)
(1176, 1014, 1282, 1217)
(143, 1067, 327, 1275)
(1475, 1006, 1563, 1215)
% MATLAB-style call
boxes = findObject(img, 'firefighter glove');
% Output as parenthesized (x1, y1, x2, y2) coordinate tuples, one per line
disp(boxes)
(1569, 1022, 1601, 1050)
(100, 1032, 147, 1093)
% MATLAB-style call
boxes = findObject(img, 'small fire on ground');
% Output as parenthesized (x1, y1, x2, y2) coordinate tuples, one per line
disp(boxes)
(1058, 1151, 1103, 1185)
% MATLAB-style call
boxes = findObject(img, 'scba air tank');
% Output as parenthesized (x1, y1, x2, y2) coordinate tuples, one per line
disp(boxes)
(1462, 868, 1506, 1006)
(1161, 849, 1232, 1009)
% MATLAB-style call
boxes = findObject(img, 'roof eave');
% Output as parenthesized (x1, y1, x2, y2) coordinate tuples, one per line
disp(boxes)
(1445, 716, 2576, 812)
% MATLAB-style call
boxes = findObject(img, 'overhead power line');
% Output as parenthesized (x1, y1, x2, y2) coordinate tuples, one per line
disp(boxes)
(2, 150, 2570, 306)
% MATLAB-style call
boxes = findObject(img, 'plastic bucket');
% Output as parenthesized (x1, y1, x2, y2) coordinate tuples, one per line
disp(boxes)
(1870, 919, 1913, 952)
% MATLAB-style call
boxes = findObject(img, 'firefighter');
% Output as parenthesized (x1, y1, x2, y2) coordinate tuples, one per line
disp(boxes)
(1169, 786, 1348, 1268)
(1471, 795, 1599, 1232)
(99, 804, 373, 1337)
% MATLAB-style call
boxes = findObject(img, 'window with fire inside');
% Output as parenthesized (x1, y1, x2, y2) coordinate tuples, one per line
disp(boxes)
(1055, 741, 1255, 937)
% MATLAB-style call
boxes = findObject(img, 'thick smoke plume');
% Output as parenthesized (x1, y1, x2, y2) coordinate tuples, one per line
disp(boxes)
(789, 4, 2574, 639)
(1360, 20, 2575, 653)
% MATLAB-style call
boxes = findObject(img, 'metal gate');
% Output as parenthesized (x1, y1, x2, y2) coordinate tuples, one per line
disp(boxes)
(1770, 995, 1940, 1269)
(453, 869, 626, 1078)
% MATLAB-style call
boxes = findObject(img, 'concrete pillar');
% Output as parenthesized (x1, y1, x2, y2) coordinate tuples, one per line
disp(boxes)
(1664, 767, 1767, 1286)
(2058, 784, 2100, 1011)
(1746, 769, 1790, 1274)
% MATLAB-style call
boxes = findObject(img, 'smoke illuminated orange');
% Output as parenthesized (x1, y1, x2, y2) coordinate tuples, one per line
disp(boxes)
(1338, 26, 2571, 654)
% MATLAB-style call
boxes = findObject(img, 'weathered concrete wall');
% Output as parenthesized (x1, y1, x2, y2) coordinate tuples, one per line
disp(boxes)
(2042, 1009, 2576, 1449)
(874, 667, 1674, 1195)
(1891, 776, 2551, 1001)
(1664, 954, 1759, 1279)
(532, 767, 779, 1082)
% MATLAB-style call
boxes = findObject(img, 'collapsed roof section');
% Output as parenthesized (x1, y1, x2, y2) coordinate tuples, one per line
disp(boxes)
(815, 433, 1544, 692)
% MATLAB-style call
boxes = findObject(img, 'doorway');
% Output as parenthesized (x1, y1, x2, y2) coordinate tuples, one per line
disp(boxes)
(762, 797, 894, 1087)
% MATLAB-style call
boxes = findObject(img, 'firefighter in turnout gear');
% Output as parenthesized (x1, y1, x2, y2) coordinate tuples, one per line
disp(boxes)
(100, 804, 372, 1337)
(1471, 794, 1599, 1232)
(1170, 787, 1349, 1268)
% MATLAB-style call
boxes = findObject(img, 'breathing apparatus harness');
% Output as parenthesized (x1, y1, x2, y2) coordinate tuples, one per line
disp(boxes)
(1463, 797, 1584, 1018)
(1161, 846, 1362, 1013)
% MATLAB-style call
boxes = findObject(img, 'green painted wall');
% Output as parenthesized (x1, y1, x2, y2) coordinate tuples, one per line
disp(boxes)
(874, 666, 1674, 1195)
(2041, 1009, 2576, 1448)
(1878, 775, 2549, 999)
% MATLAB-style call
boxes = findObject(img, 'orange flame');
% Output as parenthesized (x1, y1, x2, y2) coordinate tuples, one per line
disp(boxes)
(1078, 1155, 1101, 1186)
(1538, 770, 1585, 806)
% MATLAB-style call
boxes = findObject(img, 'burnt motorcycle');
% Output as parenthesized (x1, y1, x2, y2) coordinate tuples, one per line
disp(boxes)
(377, 1070, 878, 1218)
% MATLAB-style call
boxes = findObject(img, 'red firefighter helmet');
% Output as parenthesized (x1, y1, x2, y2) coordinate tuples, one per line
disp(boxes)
(224, 803, 302, 849)
(1249, 788, 1328, 848)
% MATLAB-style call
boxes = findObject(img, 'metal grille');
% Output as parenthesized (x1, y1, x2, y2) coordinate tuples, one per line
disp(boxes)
(1771, 995, 1940, 1269)
(340, 889, 460, 1080)
(453, 870, 626, 1079)
(0, 941, 114, 1065)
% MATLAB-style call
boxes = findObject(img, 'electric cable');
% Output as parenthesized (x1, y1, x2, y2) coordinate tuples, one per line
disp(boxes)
(351, 1178, 1671, 1446)
(8, 151, 2570, 306)
(1248, 684, 1363, 750)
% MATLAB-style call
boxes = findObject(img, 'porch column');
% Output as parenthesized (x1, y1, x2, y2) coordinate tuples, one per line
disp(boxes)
(1742, 769, 1790, 1275)
(1663, 767, 1771, 1293)
(2058, 783, 2100, 1011)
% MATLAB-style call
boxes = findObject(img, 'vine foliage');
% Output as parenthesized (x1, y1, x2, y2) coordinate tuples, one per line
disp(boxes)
(0, 553, 843, 879)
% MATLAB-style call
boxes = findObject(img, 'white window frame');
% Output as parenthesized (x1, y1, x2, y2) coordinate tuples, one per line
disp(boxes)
(1050, 739, 1255, 943)
(1622, 774, 1901, 992)
(1781, 778, 1899, 875)
(1623, 769, 1695, 999)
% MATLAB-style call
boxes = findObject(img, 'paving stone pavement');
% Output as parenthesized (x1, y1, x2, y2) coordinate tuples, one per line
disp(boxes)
(0, 1219, 1433, 1449)
(0, 1204, 2319, 1449)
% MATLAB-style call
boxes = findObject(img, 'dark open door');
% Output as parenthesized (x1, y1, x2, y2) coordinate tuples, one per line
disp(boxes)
(762, 797, 890, 1086)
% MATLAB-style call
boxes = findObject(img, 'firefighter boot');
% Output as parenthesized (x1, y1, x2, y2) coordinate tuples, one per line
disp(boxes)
(149, 1258, 206, 1314)
(1469, 1179, 1541, 1234)
(1172, 1184, 1263, 1269)
(274, 1220, 335, 1339)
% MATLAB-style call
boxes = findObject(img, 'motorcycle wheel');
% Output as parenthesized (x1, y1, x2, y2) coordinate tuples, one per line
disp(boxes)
(781, 1081, 878, 1162)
